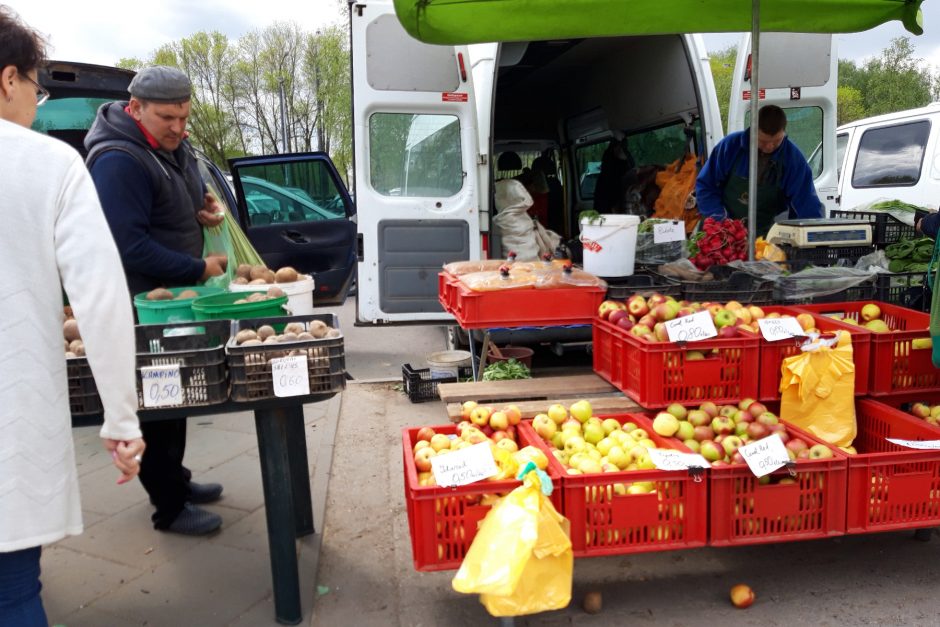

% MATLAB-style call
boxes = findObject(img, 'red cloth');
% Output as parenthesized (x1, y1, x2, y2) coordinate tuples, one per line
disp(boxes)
(528, 192, 549, 226)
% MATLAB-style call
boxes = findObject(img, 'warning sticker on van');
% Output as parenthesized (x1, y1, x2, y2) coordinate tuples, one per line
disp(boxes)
(742, 89, 766, 100)
(442, 92, 468, 102)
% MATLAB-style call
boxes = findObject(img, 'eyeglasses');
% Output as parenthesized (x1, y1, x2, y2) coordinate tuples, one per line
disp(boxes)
(20, 73, 49, 107)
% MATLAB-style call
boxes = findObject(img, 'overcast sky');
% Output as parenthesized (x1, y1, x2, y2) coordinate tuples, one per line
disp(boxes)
(7, 1, 940, 70)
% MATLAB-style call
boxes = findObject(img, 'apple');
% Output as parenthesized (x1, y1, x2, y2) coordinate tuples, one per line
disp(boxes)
(700, 440, 723, 463)
(631, 325, 653, 339)
(911, 403, 931, 419)
(583, 422, 606, 445)
(653, 322, 670, 342)
(415, 426, 436, 442)
(637, 313, 657, 329)
(737, 398, 756, 411)
(734, 422, 750, 437)
(729, 584, 755, 609)
(725, 300, 743, 311)
(786, 438, 809, 458)
(564, 435, 587, 456)
(598, 299, 626, 320)
(718, 325, 740, 338)
(731, 451, 746, 464)
(700, 402, 719, 418)
(429, 433, 452, 452)
(461, 400, 478, 420)
(756, 412, 779, 426)
(547, 403, 569, 424)
(719, 405, 738, 418)
(532, 413, 557, 440)
(808, 443, 834, 459)
(608, 309, 629, 327)
(663, 403, 687, 421)
(722, 435, 745, 457)
(733, 409, 754, 424)
(747, 402, 768, 419)
(685, 350, 705, 361)
(676, 307, 695, 318)
(747, 422, 769, 440)
(414, 447, 435, 472)
(652, 303, 677, 322)
(503, 404, 522, 426)
(676, 421, 695, 441)
(683, 439, 701, 452)
(713, 309, 737, 328)
(734, 307, 752, 324)
(687, 409, 711, 427)
(607, 445, 632, 469)
(601, 418, 621, 435)
(795, 313, 815, 332)
(653, 412, 680, 437)
(489, 411, 509, 431)
(647, 294, 668, 308)
(711, 416, 735, 435)
(616, 317, 635, 331)
(748, 305, 765, 320)
(561, 417, 582, 432)
(864, 319, 890, 333)
(496, 438, 518, 453)
(693, 425, 714, 442)
(626, 294, 650, 317)
(861, 303, 881, 322)
(469, 405, 492, 427)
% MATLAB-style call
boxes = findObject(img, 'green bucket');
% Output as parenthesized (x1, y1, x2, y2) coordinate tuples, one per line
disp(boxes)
(191, 291, 290, 321)
(134, 286, 225, 324)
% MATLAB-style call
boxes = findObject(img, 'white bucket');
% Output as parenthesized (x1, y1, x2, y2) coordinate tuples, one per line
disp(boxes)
(228, 275, 315, 316)
(579, 214, 640, 277)
(426, 350, 472, 380)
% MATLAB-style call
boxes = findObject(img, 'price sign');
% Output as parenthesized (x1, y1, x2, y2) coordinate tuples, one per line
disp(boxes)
(431, 442, 498, 487)
(141, 365, 182, 408)
(271, 355, 310, 397)
(665, 310, 718, 343)
(887, 438, 940, 450)
(757, 317, 806, 342)
(738, 434, 790, 478)
(648, 448, 710, 472)
(652, 221, 685, 244)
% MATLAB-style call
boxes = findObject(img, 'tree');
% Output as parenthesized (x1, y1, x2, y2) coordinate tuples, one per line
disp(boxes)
(306, 26, 352, 181)
(708, 46, 736, 134)
(856, 37, 933, 117)
(836, 86, 866, 125)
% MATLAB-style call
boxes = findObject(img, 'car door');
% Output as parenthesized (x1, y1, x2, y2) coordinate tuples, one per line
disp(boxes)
(228, 153, 357, 306)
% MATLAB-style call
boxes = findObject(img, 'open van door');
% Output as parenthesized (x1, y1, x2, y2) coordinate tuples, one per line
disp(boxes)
(727, 33, 840, 215)
(350, 0, 481, 324)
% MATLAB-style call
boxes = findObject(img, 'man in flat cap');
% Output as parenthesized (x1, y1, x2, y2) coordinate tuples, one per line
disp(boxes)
(84, 66, 227, 536)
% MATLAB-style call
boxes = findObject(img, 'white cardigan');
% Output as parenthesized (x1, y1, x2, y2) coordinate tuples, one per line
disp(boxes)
(0, 118, 141, 552)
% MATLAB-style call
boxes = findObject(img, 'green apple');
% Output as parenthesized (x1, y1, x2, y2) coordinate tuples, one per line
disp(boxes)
(601, 418, 622, 435)
(652, 412, 680, 437)
(583, 423, 605, 445)
(596, 437, 616, 457)
(564, 435, 586, 456)
(676, 421, 695, 441)
(569, 399, 593, 423)
(607, 445, 632, 469)
(683, 439, 701, 453)
(666, 403, 688, 420)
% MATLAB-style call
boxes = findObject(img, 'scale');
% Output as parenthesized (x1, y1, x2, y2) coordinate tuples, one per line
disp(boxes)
(765, 218, 873, 248)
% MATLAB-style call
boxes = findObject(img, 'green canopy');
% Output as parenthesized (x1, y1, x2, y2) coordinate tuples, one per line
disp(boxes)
(394, 0, 924, 45)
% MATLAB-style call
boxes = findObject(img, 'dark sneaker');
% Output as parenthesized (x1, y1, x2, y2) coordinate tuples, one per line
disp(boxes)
(166, 504, 222, 536)
(188, 481, 223, 504)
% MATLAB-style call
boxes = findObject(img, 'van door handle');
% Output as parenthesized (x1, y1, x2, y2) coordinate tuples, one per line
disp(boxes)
(282, 230, 310, 244)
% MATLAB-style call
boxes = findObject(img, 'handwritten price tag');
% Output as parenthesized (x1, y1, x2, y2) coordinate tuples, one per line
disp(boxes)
(271, 355, 310, 397)
(665, 310, 718, 343)
(652, 221, 685, 244)
(757, 317, 806, 342)
(739, 434, 790, 477)
(431, 442, 499, 487)
(141, 365, 182, 408)
(648, 448, 710, 472)
(887, 438, 940, 450)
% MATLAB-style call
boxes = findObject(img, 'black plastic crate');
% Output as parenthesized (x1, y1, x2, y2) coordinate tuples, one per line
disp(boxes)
(876, 271, 931, 312)
(780, 244, 876, 271)
(774, 278, 877, 305)
(401, 363, 473, 403)
(135, 320, 232, 408)
(680, 265, 775, 305)
(605, 272, 682, 300)
(227, 314, 345, 402)
(830, 210, 917, 247)
(67, 356, 103, 416)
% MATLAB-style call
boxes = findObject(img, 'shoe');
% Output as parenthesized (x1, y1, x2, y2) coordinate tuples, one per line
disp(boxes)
(188, 481, 223, 504)
(166, 503, 222, 536)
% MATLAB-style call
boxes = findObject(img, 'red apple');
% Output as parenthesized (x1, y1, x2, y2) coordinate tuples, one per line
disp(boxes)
(747, 402, 768, 419)
(638, 314, 657, 329)
(700, 402, 719, 418)
(653, 322, 670, 342)
(730, 584, 755, 609)
(746, 422, 769, 440)
(711, 416, 735, 435)
(718, 325, 739, 338)
(608, 309, 629, 326)
(626, 294, 650, 317)
(415, 426, 436, 443)
(598, 300, 626, 320)
(616, 317, 635, 331)
(693, 425, 714, 442)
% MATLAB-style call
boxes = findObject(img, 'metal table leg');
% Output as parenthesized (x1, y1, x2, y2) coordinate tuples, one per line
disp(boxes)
(255, 406, 302, 625)
(468, 328, 479, 380)
(285, 407, 314, 537)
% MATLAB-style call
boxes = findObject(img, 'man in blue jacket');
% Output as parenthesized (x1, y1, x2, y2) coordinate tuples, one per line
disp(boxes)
(696, 105, 823, 236)
(84, 66, 226, 536)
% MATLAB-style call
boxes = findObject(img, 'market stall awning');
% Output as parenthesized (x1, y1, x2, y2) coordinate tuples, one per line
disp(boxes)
(393, 0, 924, 45)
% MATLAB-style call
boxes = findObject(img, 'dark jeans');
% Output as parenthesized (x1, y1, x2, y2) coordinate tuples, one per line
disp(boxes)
(139, 418, 192, 529)
(0, 547, 46, 627)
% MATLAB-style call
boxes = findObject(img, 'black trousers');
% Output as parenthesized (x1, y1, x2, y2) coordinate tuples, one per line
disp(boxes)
(139, 418, 192, 529)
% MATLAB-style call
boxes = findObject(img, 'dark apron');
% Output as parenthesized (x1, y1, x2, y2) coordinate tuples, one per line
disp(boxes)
(722, 150, 787, 236)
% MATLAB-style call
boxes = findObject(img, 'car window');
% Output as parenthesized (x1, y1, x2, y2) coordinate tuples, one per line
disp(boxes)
(31, 97, 112, 157)
(836, 132, 849, 181)
(368, 113, 463, 197)
(852, 120, 931, 188)
(745, 106, 823, 178)
(575, 144, 606, 199)
(234, 160, 349, 226)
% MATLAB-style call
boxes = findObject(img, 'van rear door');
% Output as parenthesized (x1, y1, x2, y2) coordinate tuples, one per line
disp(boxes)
(727, 33, 840, 214)
(351, 0, 481, 324)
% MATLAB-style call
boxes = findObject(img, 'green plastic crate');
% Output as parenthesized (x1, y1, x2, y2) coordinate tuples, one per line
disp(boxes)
(191, 291, 289, 321)
(134, 286, 224, 324)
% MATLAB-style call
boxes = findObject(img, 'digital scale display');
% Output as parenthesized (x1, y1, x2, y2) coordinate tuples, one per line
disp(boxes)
(806, 229, 869, 243)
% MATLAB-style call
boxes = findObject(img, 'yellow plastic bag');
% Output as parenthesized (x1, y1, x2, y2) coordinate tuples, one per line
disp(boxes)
(779, 331, 857, 447)
(452, 464, 572, 616)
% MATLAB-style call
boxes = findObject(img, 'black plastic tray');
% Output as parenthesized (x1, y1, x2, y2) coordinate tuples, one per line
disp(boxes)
(830, 210, 917, 247)
(605, 272, 682, 300)
(401, 363, 473, 403)
(679, 265, 775, 305)
(875, 271, 931, 312)
(67, 356, 103, 416)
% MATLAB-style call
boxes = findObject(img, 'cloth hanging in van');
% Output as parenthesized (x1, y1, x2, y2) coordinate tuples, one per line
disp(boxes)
(652, 154, 700, 234)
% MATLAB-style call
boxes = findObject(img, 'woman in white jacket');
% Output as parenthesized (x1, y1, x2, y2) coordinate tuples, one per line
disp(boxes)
(0, 7, 145, 626)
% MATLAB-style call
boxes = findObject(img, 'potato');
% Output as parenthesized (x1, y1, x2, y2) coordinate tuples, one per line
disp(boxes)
(267, 286, 285, 298)
(175, 289, 199, 300)
(69, 339, 85, 356)
(246, 292, 267, 302)
(263, 336, 280, 345)
(262, 269, 277, 284)
(235, 329, 258, 345)
(248, 278, 268, 285)
(240, 339, 263, 347)
(234, 298, 249, 304)
(325, 328, 342, 339)
(275, 266, 299, 283)
(256, 325, 276, 340)
(297, 332, 315, 341)
(146, 287, 174, 301)
(231, 277, 249, 285)
(309, 320, 329, 339)
(63, 318, 81, 342)
(284, 322, 306, 335)
(236, 263, 252, 279)
(249, 265, 269, 280)
(279, 332, 299, 343)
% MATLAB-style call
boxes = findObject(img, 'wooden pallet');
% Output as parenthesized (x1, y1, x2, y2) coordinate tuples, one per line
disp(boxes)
(438, 374, 641, 421)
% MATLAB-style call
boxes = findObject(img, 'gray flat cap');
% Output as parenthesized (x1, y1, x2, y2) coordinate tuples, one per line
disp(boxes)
(128, 66, 192, 103)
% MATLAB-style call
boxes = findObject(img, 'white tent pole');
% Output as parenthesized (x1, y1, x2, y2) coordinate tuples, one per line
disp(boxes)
(748, 0, 760, 261)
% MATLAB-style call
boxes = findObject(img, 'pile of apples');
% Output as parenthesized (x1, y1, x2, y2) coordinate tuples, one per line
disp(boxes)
(649, 399, 851, 463)
(908, 402, 940, 426)
(828, 303, 893, 334)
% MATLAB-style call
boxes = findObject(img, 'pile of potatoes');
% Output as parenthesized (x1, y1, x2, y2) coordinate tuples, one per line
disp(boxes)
(145, 288, 200, 301)
(233, 320, 341, 347)
(63, 309, 84, 357)
(231, 264, 305, 286)
(233, 286, 286, 305)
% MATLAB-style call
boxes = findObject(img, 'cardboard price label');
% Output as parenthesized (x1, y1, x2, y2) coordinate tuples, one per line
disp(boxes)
(757, 317, 806, 342)
(887, 438, 940, 450)
(652, 221, 685, 244)
(648, 448, 710, 472)
(739, 434, 790, 477)
(665, 310, 718, 343)
(141, 365, 182, 408)
(431, 442, 498, 487)
(271, 355, 310, 397)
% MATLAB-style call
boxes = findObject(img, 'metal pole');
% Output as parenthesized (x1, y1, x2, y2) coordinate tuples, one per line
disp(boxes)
(279, 77, 290, 154)
(747, 0, 760, 261)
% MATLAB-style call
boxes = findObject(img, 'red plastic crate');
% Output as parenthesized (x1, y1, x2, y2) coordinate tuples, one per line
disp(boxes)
(709, 421, 847, 546)
(592, 316, 760, 409)
(795, 302, 937, 396)
(402, 424, 562, 571)
(844, 398, 940, 534)
(519, 414, 708, 557)
(444, 281, 606, 329)
(755, 305, 872, 401)
(437, 271, 459, 312)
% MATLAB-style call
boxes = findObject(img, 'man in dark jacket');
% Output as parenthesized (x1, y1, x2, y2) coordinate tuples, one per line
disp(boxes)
(84, 66, 226, 536)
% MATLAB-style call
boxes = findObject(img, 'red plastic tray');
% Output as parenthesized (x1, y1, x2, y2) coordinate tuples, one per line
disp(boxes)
(795, 302, 936, 396)
(592, 316, 760, 408)
(845, 398, 940, 534)
(443, 280, 606, 329)
(519, 413, 708, 557)
(756, 305, 872, 401)
(437, 271, 459, 313)
(708, 421, 847, 546)
(402, 423, 561, 572)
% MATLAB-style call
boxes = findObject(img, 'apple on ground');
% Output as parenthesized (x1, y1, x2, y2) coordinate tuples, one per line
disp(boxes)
(730, 584, 755, 609)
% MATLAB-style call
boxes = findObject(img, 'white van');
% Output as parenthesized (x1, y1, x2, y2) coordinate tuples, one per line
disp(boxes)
(350, 0, 839, 326)
(832, 103, 940, 213)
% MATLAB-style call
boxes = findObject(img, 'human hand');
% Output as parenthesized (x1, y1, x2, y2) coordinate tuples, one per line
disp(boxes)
(916, 218, 923, 234)
(201, 254, 228, 281)
(197, 193, 225, 227)
(104, 438, 146, 485)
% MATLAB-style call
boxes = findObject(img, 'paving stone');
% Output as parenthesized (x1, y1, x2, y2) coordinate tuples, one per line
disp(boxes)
(41, 545, 144, 622)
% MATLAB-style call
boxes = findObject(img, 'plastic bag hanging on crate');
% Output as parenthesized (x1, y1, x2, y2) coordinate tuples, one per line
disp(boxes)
(779, 331, 857, 448)
(452, 463, 572, 617)
(927, 235, 940, 367)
